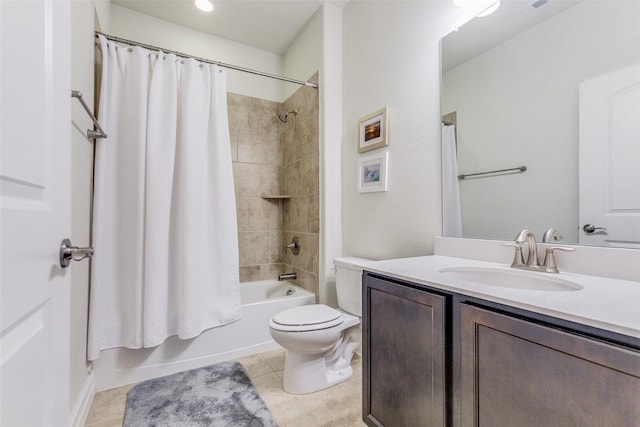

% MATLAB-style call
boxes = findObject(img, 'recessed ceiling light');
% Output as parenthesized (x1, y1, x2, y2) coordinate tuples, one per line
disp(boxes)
(194, 0, 214, 13)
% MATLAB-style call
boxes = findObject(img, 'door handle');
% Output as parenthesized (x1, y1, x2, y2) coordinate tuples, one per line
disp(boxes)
(59, 238, 94, 268)
(582, 224, 607, 234)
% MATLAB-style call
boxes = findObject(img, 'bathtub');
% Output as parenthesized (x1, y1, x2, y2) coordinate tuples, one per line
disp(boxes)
(93, 280, 315, 391)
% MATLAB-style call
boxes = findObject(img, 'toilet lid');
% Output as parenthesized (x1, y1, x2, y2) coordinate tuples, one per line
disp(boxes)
(272, 304, 343, 329)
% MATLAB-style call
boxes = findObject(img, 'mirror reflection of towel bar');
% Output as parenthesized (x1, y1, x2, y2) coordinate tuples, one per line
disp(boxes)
(458, 165, 527, 180)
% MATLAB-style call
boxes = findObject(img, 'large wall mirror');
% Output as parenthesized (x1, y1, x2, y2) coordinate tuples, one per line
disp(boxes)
(440, 0, 640, 248)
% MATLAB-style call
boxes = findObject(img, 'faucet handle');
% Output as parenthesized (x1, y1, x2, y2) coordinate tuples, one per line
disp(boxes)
(502, 242, 525, 267)
(284, 236, 300, 255)
(542, 246, 576, 273)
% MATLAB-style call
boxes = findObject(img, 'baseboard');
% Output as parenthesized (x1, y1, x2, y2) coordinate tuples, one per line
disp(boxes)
(69, 371, 95, 427)
(94, 341, 281, 392)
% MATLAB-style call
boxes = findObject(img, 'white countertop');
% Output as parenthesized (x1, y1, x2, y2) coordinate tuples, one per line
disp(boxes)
(363, 255, 640, 340)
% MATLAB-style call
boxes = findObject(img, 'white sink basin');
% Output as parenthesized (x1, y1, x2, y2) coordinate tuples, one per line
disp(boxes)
(438, 267, 583, 292)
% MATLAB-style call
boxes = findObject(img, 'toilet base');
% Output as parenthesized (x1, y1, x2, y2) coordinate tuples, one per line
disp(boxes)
(282, 351, 354, 395)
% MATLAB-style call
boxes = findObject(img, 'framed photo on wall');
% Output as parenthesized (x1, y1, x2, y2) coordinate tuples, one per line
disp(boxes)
(358, 107, 388, 153)
(357, 151, 389, 193)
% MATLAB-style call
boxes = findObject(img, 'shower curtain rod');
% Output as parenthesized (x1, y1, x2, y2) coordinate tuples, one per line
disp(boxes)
(95, 32, 319, 89)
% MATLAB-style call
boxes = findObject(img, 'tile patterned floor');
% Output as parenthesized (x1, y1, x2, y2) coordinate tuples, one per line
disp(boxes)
(84, 348, 366, 427)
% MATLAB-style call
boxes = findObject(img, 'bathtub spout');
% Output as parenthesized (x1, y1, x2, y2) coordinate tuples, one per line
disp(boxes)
(278, 273, 297, 281)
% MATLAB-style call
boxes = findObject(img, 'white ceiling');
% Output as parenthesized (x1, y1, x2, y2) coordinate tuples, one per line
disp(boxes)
(112, 1, 583, 65)
(111, 0, 347, 55)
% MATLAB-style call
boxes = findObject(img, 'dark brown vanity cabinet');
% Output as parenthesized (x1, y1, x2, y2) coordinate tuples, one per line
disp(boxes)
(460, 304, 640, 427)
(363, 272, 640, 427)
(362, 274, 448, 427)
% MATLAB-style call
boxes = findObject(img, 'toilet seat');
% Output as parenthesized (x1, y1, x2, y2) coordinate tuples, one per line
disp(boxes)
(270, 304, 344, 332)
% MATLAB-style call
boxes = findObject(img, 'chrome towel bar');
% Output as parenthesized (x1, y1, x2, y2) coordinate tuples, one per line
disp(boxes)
(458, 165, 526, 180)
(71, 90, 107, 140)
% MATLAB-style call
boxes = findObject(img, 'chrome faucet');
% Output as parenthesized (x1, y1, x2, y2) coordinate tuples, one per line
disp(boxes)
(506, 229, 575, 273)
(278, 272, 297, 281)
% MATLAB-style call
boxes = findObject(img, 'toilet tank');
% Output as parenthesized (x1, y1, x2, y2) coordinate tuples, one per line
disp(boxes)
(334, 257, 371, 317)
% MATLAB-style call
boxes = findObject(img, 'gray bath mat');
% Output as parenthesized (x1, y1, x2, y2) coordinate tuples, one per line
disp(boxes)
(123, 361, 278, 427)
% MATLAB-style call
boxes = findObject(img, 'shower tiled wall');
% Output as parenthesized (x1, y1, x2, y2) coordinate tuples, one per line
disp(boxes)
(227, 72, 319, 297)
(228, 93, 284, 282)
(282, 73, 320, 297)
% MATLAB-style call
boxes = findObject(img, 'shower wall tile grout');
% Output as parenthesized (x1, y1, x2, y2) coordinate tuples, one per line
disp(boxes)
(228, 71, 319, 297)
(229, 91, 285, 284)
(281, 72, 320, 298)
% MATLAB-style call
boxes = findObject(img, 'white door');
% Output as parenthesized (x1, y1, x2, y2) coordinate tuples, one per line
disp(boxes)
(579, 61, 640, 248)
(1, 1, 71, 426)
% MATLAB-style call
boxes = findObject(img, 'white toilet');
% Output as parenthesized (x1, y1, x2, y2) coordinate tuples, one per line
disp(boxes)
(268, 257, 369, 394)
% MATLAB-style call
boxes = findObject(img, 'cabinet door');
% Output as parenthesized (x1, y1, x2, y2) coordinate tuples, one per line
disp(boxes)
(363, 275, 447, 427)
(460, 304, 640, 427)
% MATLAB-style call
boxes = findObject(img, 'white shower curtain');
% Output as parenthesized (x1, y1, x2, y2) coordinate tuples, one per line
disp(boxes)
(88, 35, 240, 361)
(442, 124, 463, 237)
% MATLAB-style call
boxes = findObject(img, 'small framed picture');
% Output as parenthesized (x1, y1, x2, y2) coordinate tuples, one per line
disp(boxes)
(358, 107, 388, 153)
(358, 151, 389, 193)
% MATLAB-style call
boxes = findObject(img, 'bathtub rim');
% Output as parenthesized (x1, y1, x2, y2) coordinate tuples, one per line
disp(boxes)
(240, 279, 316, 305)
